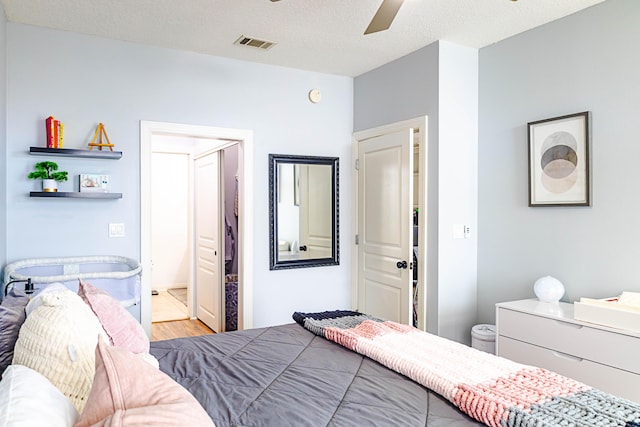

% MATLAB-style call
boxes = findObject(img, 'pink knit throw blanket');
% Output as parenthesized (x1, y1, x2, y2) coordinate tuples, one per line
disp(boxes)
(293, 310, 640, 427)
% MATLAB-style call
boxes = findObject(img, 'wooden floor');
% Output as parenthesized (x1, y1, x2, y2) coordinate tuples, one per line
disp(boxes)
(151, 319, 215, 341)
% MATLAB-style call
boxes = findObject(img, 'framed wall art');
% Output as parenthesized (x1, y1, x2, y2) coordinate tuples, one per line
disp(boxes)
(528, 111, 590, 207)
(79, 174, 110, 193)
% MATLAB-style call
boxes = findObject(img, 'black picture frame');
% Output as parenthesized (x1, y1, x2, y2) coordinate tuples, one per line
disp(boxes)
(527, 111, 590, 207)
(268, 154, 339, 270)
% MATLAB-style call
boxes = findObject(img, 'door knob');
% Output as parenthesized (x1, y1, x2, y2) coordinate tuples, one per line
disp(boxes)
(299, 245, 308, 251)
(396, 260, 408, 269)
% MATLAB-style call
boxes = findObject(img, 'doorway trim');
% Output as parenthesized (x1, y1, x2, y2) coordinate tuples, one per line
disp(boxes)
(352, 116, 428, 330)
(140, 120, 254, 336)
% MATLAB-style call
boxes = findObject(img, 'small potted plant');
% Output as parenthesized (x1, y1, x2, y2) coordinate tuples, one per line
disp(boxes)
(28, 161, 69, 192)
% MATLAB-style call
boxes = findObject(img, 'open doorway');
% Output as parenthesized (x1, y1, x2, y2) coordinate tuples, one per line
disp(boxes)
(140, 121, 254, 338)
(149, 149, 190, 324)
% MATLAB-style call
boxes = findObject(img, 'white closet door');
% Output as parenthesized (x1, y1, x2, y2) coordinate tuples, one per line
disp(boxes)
(195, 152, 222, 332)
(357, 129, 414, 324)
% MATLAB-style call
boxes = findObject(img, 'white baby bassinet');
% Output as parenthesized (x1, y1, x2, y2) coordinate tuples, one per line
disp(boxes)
(3, 256, 142, 321)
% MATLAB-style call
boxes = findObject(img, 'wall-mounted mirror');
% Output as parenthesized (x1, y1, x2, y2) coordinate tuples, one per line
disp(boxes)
(269, 154, 339, 270)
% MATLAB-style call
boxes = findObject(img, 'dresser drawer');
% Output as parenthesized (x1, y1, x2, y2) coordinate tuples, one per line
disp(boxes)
(498, 336, 640, 403)
(498, 307, 640, 374)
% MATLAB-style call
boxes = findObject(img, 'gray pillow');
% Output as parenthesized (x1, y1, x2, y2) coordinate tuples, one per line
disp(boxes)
(0, 288, 30, 375)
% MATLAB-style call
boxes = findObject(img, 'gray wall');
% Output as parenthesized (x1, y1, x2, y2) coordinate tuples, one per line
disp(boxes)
(354, 42, 439, 134)
(477, 0, 640, 323)
(5, 23, 353, 328)
(0, 10, 6, 269)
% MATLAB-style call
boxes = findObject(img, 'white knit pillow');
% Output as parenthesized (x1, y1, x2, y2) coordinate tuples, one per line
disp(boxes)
(12, 289, 106, 413)
(25, 283, 69, 316)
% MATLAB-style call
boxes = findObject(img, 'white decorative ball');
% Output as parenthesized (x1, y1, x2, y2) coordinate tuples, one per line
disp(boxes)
(533, 276, 565, 303)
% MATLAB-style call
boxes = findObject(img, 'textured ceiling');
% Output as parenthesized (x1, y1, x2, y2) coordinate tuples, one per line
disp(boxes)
(1, 0, 606, 77)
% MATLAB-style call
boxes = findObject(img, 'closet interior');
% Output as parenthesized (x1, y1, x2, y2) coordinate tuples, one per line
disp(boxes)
(412, 133, 420, 327)
(222, 145, 239, 331)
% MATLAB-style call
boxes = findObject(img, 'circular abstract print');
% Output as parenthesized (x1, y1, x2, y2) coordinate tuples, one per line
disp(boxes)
(540, 131, 578, 194)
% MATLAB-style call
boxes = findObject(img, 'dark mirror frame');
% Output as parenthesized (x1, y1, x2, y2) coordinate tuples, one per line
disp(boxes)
(269, 154, 339, 270)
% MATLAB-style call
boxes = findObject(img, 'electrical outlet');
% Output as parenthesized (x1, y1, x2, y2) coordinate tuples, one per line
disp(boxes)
(109, 223, 125, 238)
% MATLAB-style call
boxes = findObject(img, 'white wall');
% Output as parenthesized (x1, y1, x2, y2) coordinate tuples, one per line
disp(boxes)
(437, 42, 479, 342)
(151, 152, 189, 290)
(354, 41, 479, 344)
(477, 0, 640, 323)
(277, 163, 300, 245)
(5, 24, 353, 328)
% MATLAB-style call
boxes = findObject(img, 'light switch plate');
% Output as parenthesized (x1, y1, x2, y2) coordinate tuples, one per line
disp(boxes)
(109, 223, 125, 238)
(453, 224, 464, 239)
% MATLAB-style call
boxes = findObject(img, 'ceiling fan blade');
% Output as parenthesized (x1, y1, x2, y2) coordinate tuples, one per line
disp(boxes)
(364, 0, 404, 35)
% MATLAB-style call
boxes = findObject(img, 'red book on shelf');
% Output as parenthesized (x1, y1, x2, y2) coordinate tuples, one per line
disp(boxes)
(45, 116, 55, 148)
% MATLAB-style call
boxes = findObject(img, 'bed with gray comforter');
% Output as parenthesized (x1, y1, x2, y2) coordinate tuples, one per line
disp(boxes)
(149, 323, 482, 427)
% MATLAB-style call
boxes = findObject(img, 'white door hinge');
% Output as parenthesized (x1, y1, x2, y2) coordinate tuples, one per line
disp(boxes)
(355, 234, 359, 245)
(355, 159, 359, 170)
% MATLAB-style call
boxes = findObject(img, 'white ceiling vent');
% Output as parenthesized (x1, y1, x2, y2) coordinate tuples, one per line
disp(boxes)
(234, 35, 276, 50)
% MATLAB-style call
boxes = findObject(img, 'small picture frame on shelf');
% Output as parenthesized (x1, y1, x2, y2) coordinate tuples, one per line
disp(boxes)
(79, 174, 110, 193)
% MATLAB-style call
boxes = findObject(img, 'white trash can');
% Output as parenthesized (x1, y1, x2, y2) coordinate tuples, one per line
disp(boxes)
(471, 324, 496, 354)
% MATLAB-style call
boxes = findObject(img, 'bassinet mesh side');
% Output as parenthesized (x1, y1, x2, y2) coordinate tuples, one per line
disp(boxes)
(3, 256, 142, 321)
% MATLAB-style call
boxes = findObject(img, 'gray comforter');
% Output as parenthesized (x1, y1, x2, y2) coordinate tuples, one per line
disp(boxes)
(150, 323, 482, 427)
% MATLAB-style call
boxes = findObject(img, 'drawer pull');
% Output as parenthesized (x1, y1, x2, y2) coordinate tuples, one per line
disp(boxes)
(554, 320, 583, 329)
(552, 351, 583, 362)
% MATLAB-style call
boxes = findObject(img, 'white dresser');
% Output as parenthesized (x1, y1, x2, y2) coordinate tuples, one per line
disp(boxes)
(495, 299, 640, 403)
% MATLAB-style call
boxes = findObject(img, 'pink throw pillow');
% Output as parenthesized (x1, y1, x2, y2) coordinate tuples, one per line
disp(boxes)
(78, 279, 149, 354)
(75, 337, 214, 427)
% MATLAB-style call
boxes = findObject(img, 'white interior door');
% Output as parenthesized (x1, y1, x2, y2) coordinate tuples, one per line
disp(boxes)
(299, 164, 332, 259)
(195, 152, 222, 332)
(357, 129, 413, 324)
